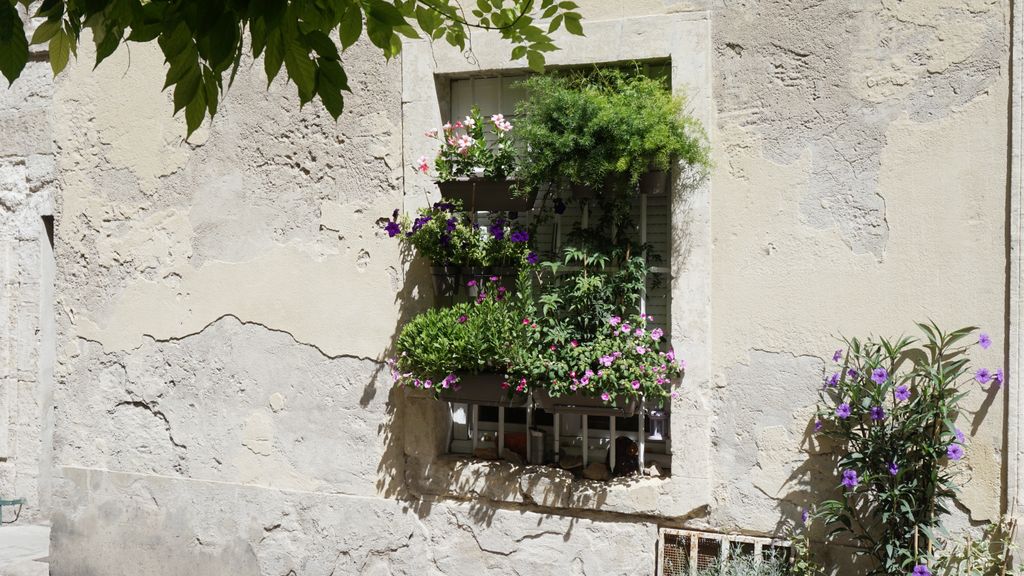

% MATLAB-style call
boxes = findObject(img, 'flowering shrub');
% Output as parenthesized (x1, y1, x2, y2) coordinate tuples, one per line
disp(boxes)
(418, 107, 516, 182)
(812, 323, 1001, 575)
(383, 200, 534, 268)
(520, 314, 683, 406)
(392, 275, 536, 396)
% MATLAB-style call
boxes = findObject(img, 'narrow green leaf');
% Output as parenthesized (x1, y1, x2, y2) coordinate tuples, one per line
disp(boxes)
(31, 20, 60, 44)
(264, 30, 284, 85)
(173, 67, 201, 114)
(49, 29, 70, 75)
(0, 1, 28, 85)
(564, 13, 583, 36)
(547, 13, 562, 33)
(339, 3, 363, 49)
(283, 37, 316, 104)
(511, 45, 527, 60)
(184, 87, 207, 137)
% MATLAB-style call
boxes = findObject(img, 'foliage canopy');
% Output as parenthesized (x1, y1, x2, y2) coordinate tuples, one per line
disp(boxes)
(0, 0, 583, 135)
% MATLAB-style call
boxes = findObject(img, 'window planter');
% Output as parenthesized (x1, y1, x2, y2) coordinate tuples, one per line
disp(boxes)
(437, 178, 537, 212)
(534, 389, 639, 418)
(430, 265, 461, 299)
(439, 372, 529, 408)
(463, 266, 517, 298)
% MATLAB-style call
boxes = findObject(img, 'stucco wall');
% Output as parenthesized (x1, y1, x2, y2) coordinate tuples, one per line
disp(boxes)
(3, 0, 1008, 574)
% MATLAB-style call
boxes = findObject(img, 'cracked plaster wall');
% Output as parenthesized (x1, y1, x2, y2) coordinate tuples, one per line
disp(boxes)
(4, 0, 1007, 573)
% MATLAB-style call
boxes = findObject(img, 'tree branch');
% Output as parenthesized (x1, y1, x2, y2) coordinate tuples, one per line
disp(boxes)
(417, 0, 533, 31)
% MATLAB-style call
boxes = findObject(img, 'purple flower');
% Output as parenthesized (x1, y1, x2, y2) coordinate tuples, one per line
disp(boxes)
(847, 368, 859, 379)
(841, 469, 859, 489)
(489, 223, 505, 240)
(801, 508, 809, 524)
(832, 349, 843, 362)
(651, 328, 664, 341)
(955, 428, 965, 444)
(631, 380, 640, 390)
(888, 462, 899, 476)
(599, 355, 615, 367)
(609, 316, 621, 326)
(827, 373, 839, 387)
(411, 215, 432, 232)
(913, 565, 931, 576)
(526, 251, 539, 265)
(385, 221, 401, 237)
(466, 280, 476, 287)
(835, 403, 852, 419)
(442, 374, 457, 389)
(979, 333, 992, 350)
(457, 314, 468, 324)
(814, 420, 823, 432)
(870, 406, 885, 421)
(553, 198, 566, 215)
(601, 391, 611, 402)
(636, 346, 647, 355)
(665, 350, 675, 362)
(510, 230, 529, 243)
(976, 368, 993, 384)
(995, 368, 1005, 387)
(947, 443, 965, 461)
(894, 385, 911, 402)
(634, 328, 646, 337)
(445, 217, 457, 232)
(871, 368, 888, 384)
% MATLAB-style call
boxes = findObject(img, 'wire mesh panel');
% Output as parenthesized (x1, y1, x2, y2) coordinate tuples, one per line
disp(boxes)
(659, 529, 792, 576)
(661, 532, 690, 576)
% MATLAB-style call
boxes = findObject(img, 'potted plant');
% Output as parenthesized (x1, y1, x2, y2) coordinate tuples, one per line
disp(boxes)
(382, 200, 537, 299)
(391, 275, 539, 407)
(418, 107, 535, 212)
(527, 314, 684, 417)
(514, 69, 710, 200)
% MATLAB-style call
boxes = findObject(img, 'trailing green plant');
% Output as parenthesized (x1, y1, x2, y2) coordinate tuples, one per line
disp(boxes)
(391, 273, 538, 396)
(812, 323, 1002, 575)
(931, 517, 1018, 576)
(514, 68, 710, 196)
(418, 107, 516, 182)
(382, 200, 535, 268)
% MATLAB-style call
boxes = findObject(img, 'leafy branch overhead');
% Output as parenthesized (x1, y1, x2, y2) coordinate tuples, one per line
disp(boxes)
(0, 0, 584, 135)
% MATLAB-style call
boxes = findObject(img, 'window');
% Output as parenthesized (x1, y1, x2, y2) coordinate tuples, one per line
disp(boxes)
(444, 70, 675, 474)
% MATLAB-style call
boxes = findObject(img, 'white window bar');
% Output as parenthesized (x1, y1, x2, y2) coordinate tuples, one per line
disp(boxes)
(582, 414, 589, 468)
(640, 194, 648, 318)
(498, 406, 505, 458)
(638, 400, 646, 475)
(554, 413, 560, 464)
(472, 404, 479, 452)
(609, 416, 616, 468)
(526, 404, 532, 463)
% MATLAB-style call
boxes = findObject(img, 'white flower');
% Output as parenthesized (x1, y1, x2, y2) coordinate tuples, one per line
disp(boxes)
(456, 134, 476, 154)
(464, 115, 476, 128)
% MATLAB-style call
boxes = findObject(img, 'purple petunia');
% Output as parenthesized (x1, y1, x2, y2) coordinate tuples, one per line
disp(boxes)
(445, 217, 457, 232)
(889, 462, 899, 476)
(895, 385, 911, 402)
(870, 406, 886, 421)
(871, 368, 888, 384)
(489, 221, 505, 240)
(441, 374, 457, 389)
(841, 469, 859, 489)
(457, 314, 468, 324)
(836, 403, 852, 419)
(913, 565, 931, 576)
(526, 251, 539, 265)
(833, 349, 843, 362)
(385, 221, 401, 237)
(510, 230, 529, 243)
(979, 333, 992, 349)
(947, 443, 965, 461)
(976, 368, 993, 384)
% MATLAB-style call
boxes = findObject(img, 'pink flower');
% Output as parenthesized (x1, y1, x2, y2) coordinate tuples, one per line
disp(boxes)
(634, 328, 646, 337)
(570, 340, 579, 347)
(651, 328, 664, 341)
(442, 122, 452, 132)
(491, 114, 512, 132)
(609, 316, 621, 326)
(636, 346, 647, 355)
(670, 391, 679, 399)
(424, 129, 438, 138)
(416, 155, 429, 173)
(601, 392, 611, 402)
(631, 380, 640, 390)
(454, 120, 463, 129)
(456, 134, 475, 154)
(665, 350, 676, 362)
(522, 318, 531, 325)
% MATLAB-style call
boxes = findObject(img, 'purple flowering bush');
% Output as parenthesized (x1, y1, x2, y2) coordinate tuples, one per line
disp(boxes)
(391, 275, 537, 396)
(519, 314, 683, 406)
(813, 323, 1000, 574)
(384, 200, 532, 268)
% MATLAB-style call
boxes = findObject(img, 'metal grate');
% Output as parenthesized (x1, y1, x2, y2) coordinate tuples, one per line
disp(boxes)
(658, 529, 792, 576)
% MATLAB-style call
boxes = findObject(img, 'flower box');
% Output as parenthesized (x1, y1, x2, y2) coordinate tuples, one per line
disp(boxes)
(439, 372, 529, 408)
(533, 389, 639, 418)
(430, 265, 461, 299)
(437, 178, 536, 212)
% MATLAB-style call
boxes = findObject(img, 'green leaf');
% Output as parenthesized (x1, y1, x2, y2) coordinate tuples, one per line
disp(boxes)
(526, 50, 544, 73)
(547, 13, 563, 33)
(305, 30, 339, 60)
(184, 87, 207, 137)
(173, 67, 202, 114)
(367, 0, 406, 27)
(283, 37, 316, 104)
(49, 29, 71, 75)
(0, 1, 29, 85)
(564, 13, 583, 36)
(339, 3, 363, 50)
(264, 29, 284, 85)
(31, 20, 61, 44)
(511, 45, 527, 60)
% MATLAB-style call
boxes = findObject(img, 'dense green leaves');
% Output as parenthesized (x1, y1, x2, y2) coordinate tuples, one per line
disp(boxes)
(3, 0, 583, 136)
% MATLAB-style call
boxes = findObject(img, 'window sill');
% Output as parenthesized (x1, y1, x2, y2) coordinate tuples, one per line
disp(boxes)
(406, 454, 687, 517)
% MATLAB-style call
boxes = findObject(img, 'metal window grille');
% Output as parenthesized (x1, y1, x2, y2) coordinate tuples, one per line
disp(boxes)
(658, 529, 792, 576)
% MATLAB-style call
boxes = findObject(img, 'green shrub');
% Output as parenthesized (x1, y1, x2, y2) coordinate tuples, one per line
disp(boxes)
(514, 68, 710, 196)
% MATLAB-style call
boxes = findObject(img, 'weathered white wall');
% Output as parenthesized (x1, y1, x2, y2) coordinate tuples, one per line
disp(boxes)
(0, 0, 1010, 573)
